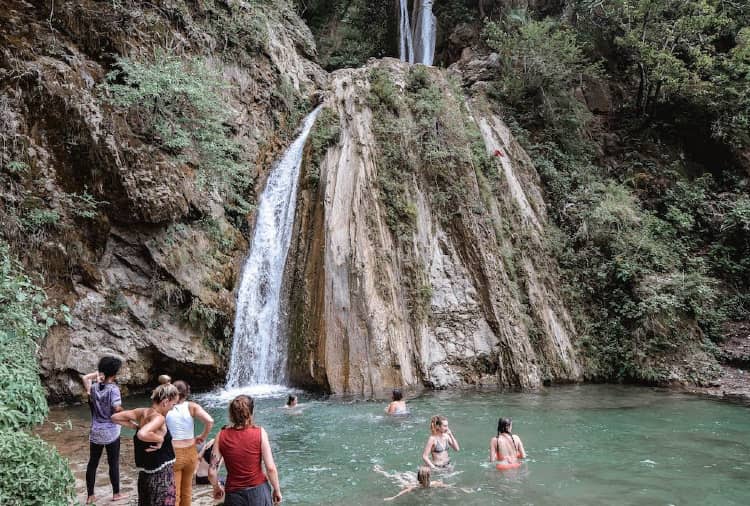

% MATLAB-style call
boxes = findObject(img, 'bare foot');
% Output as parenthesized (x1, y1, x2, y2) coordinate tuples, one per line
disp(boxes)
(112, 493, 129, 502)
(85, 496, 96, 505)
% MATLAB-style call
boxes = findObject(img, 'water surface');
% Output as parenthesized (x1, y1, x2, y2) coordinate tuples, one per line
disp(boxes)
(41, 385, 749, 505)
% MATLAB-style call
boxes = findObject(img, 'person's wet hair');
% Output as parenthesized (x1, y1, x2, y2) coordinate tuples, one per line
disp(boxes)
(497, 417, 519, 454)
(392, 389, 403, 401)
(286, 395, 297, 406)
(229, 395, 255, 427)
(430, 415, 447, 433)
(151, 383, 179, 403)
(97, 356, 122, 379)
(417, 465, 431, 487)
(174, 380, 190, 400)
(158, 374, 172, 385)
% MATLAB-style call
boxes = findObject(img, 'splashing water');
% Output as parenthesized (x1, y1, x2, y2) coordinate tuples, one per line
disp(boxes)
(226, 107, 322, 388)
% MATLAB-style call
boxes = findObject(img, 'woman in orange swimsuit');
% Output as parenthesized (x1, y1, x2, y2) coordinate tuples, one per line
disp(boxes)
(490, 417, 526, 470)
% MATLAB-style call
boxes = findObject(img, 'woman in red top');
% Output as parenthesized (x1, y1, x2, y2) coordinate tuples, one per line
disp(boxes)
(209, 395, 282, 505)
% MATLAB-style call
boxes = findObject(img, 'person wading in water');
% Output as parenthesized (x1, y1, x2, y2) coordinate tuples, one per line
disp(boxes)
(422, 415, 460, 470)
(209, 395, 282, 505)
(490, 417, 526, 470)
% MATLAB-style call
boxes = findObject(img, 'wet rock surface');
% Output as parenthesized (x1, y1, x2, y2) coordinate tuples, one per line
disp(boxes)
(1, 0, 323, 400)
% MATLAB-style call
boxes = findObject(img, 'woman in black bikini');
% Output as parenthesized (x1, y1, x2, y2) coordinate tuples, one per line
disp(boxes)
(422, 415, 459, 469)
(112, 381, 180, 505)
(490, 417, 526, 470)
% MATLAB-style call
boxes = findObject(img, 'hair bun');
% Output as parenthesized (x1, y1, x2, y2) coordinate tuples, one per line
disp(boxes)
(158, 374, 172, 385)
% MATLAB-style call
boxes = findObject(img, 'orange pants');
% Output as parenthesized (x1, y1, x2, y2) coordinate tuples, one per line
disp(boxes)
(173, 445, 199, 506)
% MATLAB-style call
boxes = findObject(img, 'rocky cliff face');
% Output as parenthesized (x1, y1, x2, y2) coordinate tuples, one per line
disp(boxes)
(4, 1, 583, 400)
(1, 0, 324, 401)
(287, 59, 581, 394)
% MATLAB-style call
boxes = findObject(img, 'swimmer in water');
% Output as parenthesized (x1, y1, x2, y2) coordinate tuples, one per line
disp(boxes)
(375, 465, 449, 501)
(490, 417, 526, 470)
(385, 389, 408, 415)
(422, 415, 459, 470)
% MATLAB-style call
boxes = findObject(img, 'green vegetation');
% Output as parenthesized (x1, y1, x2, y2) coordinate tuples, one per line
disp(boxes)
(305, 106, 341, 190)
(0, 241, 75, 504)
(575, 0, 750, 150)
(294, 0, 393, 69)
(102, 51, 252, 216)
(482, 5, 749, 382)
(0, 430, 76, 506)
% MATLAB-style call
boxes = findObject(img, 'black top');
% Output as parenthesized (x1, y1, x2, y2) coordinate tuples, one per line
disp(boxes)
(134, 428, 175, 471)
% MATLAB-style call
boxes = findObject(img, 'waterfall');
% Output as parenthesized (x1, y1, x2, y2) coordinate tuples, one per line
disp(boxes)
(399, 0, 414, 63)
(226, 107, 322, 388)
(412, 0, 436, 66)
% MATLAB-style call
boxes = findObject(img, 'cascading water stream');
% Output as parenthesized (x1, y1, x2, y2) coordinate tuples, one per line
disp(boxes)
(398, 0, 414, 63)
(412, 0, 436, 66)
(226, 107, 322, 389)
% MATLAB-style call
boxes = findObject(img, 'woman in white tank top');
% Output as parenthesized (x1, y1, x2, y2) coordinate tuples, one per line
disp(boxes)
(165, 379, 214, 506)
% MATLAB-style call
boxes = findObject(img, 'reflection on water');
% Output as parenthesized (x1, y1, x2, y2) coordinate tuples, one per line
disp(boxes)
(37, 385, 749, 505)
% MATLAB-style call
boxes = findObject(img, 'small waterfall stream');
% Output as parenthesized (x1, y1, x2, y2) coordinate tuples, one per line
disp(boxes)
(398, 0, 414, 63)
(412, 0, 436, 65)
(226, 107, 322, 388)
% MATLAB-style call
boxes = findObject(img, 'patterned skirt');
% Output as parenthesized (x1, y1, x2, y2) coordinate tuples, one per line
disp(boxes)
(137, 464, 176, 506)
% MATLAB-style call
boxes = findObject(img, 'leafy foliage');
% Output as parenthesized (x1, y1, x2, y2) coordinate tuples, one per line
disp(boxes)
(483, 15, 602, 152)
(102, 52, 251, 213)
(574, 0, 750, 150)
(0, 241, 75, 504)
(483, 11, 744, 381)
(0, 430, 75, 506)
(0, 242, 56, 429)
(305, 106, 341, 189)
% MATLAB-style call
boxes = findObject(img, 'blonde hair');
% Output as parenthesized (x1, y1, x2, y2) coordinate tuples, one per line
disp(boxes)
(430, 415, 447, 434)
(158, 374, 171, 385)
(151, 383, 179, 403)
(417, 466, 431, 487)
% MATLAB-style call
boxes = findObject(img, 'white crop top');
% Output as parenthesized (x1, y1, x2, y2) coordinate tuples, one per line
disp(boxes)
(166, 401, 194, 440)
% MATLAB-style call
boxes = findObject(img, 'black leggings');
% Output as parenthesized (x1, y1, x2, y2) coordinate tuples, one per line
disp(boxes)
(86, 438, 121, 497)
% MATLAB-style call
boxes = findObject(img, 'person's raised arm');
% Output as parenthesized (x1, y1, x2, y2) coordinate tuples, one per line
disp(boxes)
(189, 402, 214, 446)
(422, 436, 435, 469)
(261, 427, 282, 503)
(111, 408, 141, 430)
(447, 429, 460, 451)
(81, 371, 99, 395)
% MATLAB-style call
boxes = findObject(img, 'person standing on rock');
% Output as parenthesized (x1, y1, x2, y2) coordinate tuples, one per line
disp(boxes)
(166, 380, 214, 506)
(112, 381, 180, 506)
(422, 415, 460, 470)
(209, 394, 282, 505)
(82, 356, 127, 504)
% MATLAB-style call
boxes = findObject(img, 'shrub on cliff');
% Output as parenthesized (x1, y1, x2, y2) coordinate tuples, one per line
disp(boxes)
(0, 242, 75, 504)
(102, 51, 251, 214)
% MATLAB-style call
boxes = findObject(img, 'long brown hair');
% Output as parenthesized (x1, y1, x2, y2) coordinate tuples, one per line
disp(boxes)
(229, 395, 255, 428)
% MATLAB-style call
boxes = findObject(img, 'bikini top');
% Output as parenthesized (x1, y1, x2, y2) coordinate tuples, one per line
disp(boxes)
(433, 437, 449, 453)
